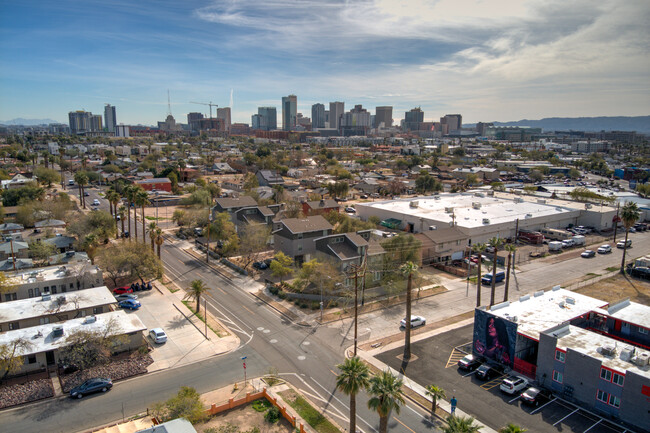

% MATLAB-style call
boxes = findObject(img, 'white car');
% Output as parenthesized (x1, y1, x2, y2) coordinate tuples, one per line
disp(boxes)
(500, 376, 529, 394)
(616, 240, 631, 249)
(149, 328, 168, 344)
(92, 199, 100, 206)
(400, 315, 426, 328)
(597, 244, 612, 254)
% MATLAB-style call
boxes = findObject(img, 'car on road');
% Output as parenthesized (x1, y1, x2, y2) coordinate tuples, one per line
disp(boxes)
(84, 192, 90, 197)
(597, 244, 612, 254)
(581, 250, 595, 258)
(92, 199, 100, 206)
(115, 293, 138, 301)
(561, 239, 574, 248)
(628, 266, 650, 280)
(520, 387, 550, 407)
(634, 223, 646, 232)
(121, 231, 130, 238)
(253, 261, 268, 270)
(616, 239, 631, 249)
(400, 315, 426, 328)
(457, 354, 482, 371)
(345, 207, 356, 213)
(118, 299, 141, 310)
(481, 271, 505, 285)
(113, 286, 134, 295)
(475, 363, 499, 380)
(149, 328, 168, 344)
(70, 378, 113, 399)
(360, 194, 368, 199)
(500, 376, 529, 394)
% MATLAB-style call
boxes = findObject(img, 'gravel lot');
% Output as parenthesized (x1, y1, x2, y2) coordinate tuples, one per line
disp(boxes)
(0, 378, 54, 409)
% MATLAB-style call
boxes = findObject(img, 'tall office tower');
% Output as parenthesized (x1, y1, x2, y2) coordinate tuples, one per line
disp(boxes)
(404, 107, 424, 131)
(251, 114, 264, 130)
(217, 107, 231, 131)
(375, 106, 393, 128)
(441, 114, 462, 132)
(90, 115, 103, 132)
(324, 110, 330, 127)
(340, 104, 371, 136)
(104, 104, 117, 133)
(311, 103, 325, 129)
(68, 111, 92, 134)
(258, 107, 277, 131)
(329, 101, 344, 130)
(187, 112, 204, 133)
(282, 95, 297, 131)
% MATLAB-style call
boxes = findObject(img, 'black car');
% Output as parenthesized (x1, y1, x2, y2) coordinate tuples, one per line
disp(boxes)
(520, 387, 551, 407)
(253, 261, 268, 270)
(457, 354, 482, 371)
(475, 363, 498, 380)
(628, 266, 650, 280)
(70, 378, 113, 399)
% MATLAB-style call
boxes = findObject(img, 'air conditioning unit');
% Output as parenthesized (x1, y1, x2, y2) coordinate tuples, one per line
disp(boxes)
(537, 199, 547, 204)
(84, 315, 97, 324)
(632, 351, 650, 366)
(52, 326, 64, 338)
(41, 292, 51, 301)
(525, 213, 533, 218)
(482, 218, 490, 224)
(514, 197, 524, 203)
(601, 344, 616, 357)
(445, 207, 454, 213)
(585, 203, 592, 209)
(620, 346, 635, 362)
(472, 202, 481, 209)
(566, 297, 575, 305)
(474, 192, 485, 198)
(410, 201, 419, 208)
(558, 301, 565, 308)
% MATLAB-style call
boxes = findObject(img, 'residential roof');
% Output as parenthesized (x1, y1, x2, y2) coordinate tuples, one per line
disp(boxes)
(34, 219, 66, 228)
(6, 262, 99, 285)
(0, 258, 33, 271)
(305, 199, 339, 210)
(214, 196, 258, 210)
(135, 178, 171, 184)
(257, 170, 284, 183)
(0, 223, 24, 231)
(0, 240, 28, 254)
(42, 236, 76, 249)
(280, 216, 333, 234)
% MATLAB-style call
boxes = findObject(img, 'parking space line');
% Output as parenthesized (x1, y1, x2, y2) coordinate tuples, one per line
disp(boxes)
(480, 378, 503, 390)
(584, 418, 603, 432)
(445, 348, 466, 368)
(463, 370, 476, 377)
(553, 407, 580, 426)
(508, 395, 521, 404)
(530, 396, 556, 414)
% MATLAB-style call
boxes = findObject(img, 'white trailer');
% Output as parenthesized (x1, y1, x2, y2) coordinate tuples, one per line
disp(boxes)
(572, 235, 586, 246)
(548, 241, 564, 252)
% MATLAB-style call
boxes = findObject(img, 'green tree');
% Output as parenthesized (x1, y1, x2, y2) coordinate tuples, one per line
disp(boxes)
(441, 415, 481, 433)
(152, 386, 207, 424)
(1, 183, 45, 206)
(415, 171, 442, 194)
(68, 210, 117, 241)
(95, 242, 163, 286)
(105, 189, 121, 239)
(0, 338, 33, 380)
(58, 316, 126, 371)
(491, 181, 505, 191)
(336, 356, 370, 433)
(148, 221, 158, 252)
(28, 241, 57, 265)
(122, 184, 137, 242)
(270, 252, 293, 283)
(34, 167, 61, 187)
(243, 172, 259, 191)
(154, 227, 164, 258)
(367, 370, 405, 433)
(620, 201, 640, 273)
(425, 384, 446, 417)
(73, 172, 88, 208)
(401, 261, 418, 359)
(186, 279, 209, 314)
(0, 271, 15, 295)
(499, 424, 527, 433)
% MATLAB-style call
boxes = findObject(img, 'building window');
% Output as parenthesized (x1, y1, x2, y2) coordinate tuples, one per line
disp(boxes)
(297, 233, 303, 239)
(608, 395, 620, 408)
(28, 289, 34, 298)
(600, 368, 612, 381)
(639, 327, 649, 335)
(552, 370, 563, 383)
(52, 286, 57, 294)
(25, 355, 37, 365)
(612, 373, 624, 386)
(596, 390, 608, 403)
(35, 288, 40, 296)
(69, 283, 74, 289)
(43, 286, 49, 293)
(93, 307, 103, 314)
(8, 322, 19, 330)
(39, 317, 50, 325)
(297, 244, 303, 252)
(555, 350, 566, 363)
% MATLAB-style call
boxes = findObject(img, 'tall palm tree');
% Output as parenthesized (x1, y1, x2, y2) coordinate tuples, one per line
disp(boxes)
(400, 261, 418, 360)
(136, 188, 150, 243)
(105, 189, 121, 239)
(118, 205, 127, 239)
(503, 243, 516, 303)
(471, 243, 486, 307)
(424, 384, 446, 418)
(499, 423, 527, 433)
(155, 227, 164, 259)
(186, 279, 209, 314)
(122, 185, 135, 242)
(148, 222, 158, 252)
(487, 237, 504, 307)
(367, 370, 405, 433)
(441, 415, 481, 433)
(336, 357, 370, 433)
(74, 172, 88, 208)
(620, 201, 640, 273)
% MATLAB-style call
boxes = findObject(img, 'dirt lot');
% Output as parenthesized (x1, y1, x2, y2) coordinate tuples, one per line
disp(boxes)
(574, 273, 650, 304)
(195, 403, 294, 433)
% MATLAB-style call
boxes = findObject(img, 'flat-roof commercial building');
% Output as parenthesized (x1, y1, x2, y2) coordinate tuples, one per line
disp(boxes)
(472, 288, 649, 432)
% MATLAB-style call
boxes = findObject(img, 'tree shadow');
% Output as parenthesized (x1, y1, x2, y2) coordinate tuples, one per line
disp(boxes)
(166, 314, 188, 330)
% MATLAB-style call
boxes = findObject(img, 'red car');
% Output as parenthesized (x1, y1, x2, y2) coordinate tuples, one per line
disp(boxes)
(113, 286, 133, 295)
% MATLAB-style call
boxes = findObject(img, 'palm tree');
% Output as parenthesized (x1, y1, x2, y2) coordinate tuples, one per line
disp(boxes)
(73, 172, 88, 208)
(424, 384, 446, 418)
(503, 244, 516, 302)
(336, 357, 370, 433)
(471, 243, 486, 307)
(441, 415, 481, 433)
(367, 370, 405, 433)
(620, 201, 640, 273)
(122, 185, 135, 242)
(136, 188, 150, 243)
(118, 205, 127, 238)
(499, 423, 527, 433)
(105, 189, 121, 239)
(148, 222, 158, 252)
(487, 237, 504, 307)
(186, 279, 209, 314)
(400, 261, 418, 360)
(155, 227, 164, 259)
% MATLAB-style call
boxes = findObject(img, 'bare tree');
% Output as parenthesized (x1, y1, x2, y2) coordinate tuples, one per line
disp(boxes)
(0, 338, 33, 380)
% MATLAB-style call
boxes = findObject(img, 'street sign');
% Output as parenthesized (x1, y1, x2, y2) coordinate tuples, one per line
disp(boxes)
(243, 362, 246, 369)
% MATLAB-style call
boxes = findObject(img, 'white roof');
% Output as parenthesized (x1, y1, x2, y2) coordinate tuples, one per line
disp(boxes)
(0, 310, 146, 356)
(6, 262, 99, 285)
(0, 286, 116, 323)
(594, 300, 650, 329)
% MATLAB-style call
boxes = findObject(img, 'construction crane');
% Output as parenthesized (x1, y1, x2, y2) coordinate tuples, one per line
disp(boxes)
(189, 101, 218, 118)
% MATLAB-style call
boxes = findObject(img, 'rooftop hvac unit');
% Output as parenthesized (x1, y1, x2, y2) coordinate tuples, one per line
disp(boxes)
(601, 344, 616, 357)
(472, 202, 482, 209)
(41, 292, 51, 301)
(52, 326, 64, 338)
(84, 315, 97, 324)
(487, 190, 494, 196)
(445, 207, 454, 213)
(474, 192, 485, 198)
(537, 199, 547, 204)
(620, 346, 635, 362)
(514, 197, 524, 203)
(632, 351, 650, 366)
(410, 200, 419, 208)
(482, 218, 490, 224)
(434, 196, 441, 200)
(525, 213, 533, 218)
(558, 301, 565, 308)
(566, 297, 575, 305)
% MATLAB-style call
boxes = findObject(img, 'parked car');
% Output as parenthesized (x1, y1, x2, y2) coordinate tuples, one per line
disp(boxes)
(581, 250, 595, 258)
(69, 378, 113, 399)
(345, 207, 356, 213)
(113, 286, 133, 295)
(475, 363, 498, 380)
(597, 244, 612, 254)
(481, 271, 505, 285)
(616, 239, 632, 249)
(115, 293, 138, 301)
(149, 328, 168, 344)
(84, 192, 90, 197)
(633, 223, 647, 232)
(360, 194, 369, 199)
(252, 261, 268, 270)
(520, 387, 550, 406)
(457, 354, 482, 371)
(628, 266, 650, 280)
(118, 299, 141, 310)
(121, 231, 130, 238)
(500, 376, 529, 394)
(400, 315, 426, 328)
(92, 199, 100, 206)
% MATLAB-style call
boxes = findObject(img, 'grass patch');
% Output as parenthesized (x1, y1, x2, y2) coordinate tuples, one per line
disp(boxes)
(605, 267, 619, 272)
(283, 395, 341, 433)
(181, 300, 227, 337)
(145, 216, 166, 221)
(468, 277, 478, 283)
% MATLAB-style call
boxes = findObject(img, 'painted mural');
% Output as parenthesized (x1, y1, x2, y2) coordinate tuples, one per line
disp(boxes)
(473, 309, 517, 367)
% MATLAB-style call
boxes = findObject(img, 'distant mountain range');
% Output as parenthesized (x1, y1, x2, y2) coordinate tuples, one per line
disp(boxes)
(466, 116, 650, 134)
(0, 118, 61, 126)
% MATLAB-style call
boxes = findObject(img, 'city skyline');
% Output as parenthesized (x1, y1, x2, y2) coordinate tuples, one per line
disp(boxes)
(1, 1, 648, 126)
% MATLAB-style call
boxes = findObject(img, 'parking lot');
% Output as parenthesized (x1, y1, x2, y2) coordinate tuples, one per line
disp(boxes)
(376, 324, 639, 433)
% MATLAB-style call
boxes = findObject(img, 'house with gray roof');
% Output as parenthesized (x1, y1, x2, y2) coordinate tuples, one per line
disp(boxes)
(256, 170, 285, 187)
(0, 223, 24, 235)
(34, 219, 66, 229)
(272, 216, 333, 264)
(42, 235, 76, 253)
(0, 240, 29, 261)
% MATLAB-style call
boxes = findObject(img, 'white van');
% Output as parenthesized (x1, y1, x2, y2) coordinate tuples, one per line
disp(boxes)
(548, 241, 563, 252)
(68, 179, 75, 186)
(572, 235, 586, 246)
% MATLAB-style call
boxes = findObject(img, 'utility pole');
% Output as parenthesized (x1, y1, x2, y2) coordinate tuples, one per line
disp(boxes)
(349, 250, 367, 356)
(613, 202, 620, 243)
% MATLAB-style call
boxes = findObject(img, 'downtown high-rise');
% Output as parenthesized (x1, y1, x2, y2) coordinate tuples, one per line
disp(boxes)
(329, 101, 344, 130)
(282, 95, 297, 131)
(311, 103, 325, 129)
(104, 104, 116, 133)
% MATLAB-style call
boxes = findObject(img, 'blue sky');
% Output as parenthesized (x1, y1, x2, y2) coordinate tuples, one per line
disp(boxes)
(1, 0, 648, 125)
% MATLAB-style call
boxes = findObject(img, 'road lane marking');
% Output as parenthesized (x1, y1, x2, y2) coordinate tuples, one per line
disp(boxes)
(329, 369, 337, 376)
(553, 408, 580, 426)
(394, 417, 417, 433)
(584, 418, 603, 432)
(530, 397, 556, 414)
(241, 304, 254, 315)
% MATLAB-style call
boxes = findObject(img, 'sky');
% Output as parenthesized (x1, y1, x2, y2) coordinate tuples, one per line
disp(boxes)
(1, 0, 649, 126)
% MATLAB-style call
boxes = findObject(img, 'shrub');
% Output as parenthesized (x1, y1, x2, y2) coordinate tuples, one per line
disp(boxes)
(252, 399, 271, 412)
(268, 286, 279, 295)
(277, 290, 286, 300)
(300, 302, 308, 309)
(310, 301, 319, 310)
(265, 406, 280, 423)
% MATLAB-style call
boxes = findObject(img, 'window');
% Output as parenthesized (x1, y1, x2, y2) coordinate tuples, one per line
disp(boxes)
(596, 390, 609, 403)
(43, 286, 49, 293)
(608, 395, 620, 408)
(297, 233, 303, 240)
(552, 370, 563, 383)
(639, 327, 649, 335)
(612, 373, 624, 386)
(69, 283, 74, 289)
(28, 289, 34, 298)
(39, 317, 50, 325)
(25, 355, 37, 365)
(555, 350, 566, 363)
(93, 307, 103, 314)
(34, 288, 40, 296)
(600, 368, 612, 381)
(8, 322, 19, 330)
(52, 286, 57, 294)
(297, 244, 303, 252)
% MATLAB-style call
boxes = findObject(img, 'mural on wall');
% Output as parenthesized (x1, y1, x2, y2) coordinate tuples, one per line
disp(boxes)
(473, 309, 517, 367)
